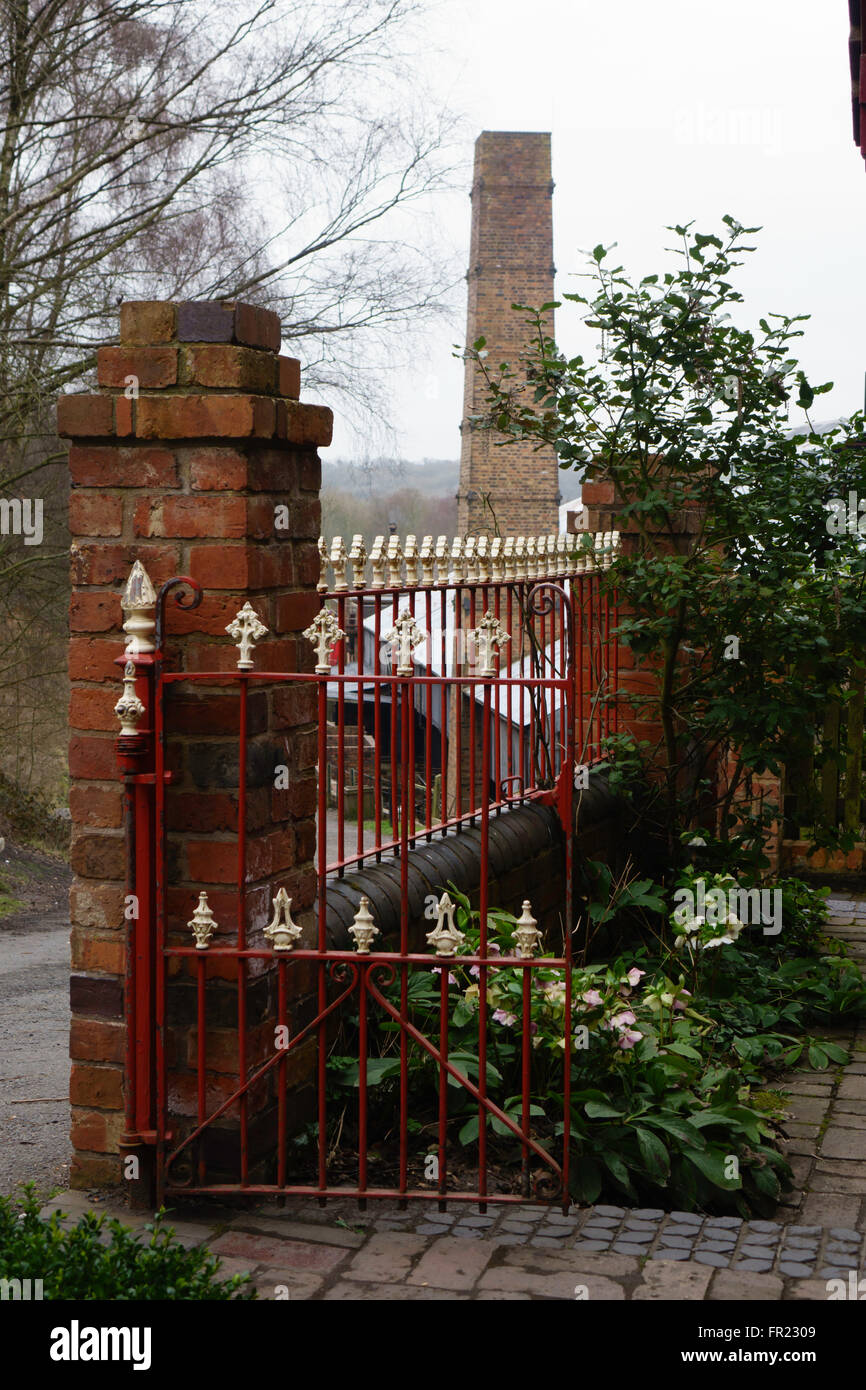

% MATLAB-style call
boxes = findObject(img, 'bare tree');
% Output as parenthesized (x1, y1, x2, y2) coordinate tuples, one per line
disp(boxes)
(0, 0, 461, 799)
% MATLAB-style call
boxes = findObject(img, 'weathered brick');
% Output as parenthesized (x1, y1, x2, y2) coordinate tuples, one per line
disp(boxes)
(69, 686, 122, 732)
(70, 1154, 122, 1188)
(133, 495, 246, 539)
(280, 402, 332, 447)
(187, 448, 250, 491)
(70, 881, 126, 932)
(69, 492, 123, 537)
(274, 591, 320, 633)
(69, 784, 123, 828)
(277, 356, 301, 398)
(71, 931, 125, 975)
(70, 1063, 124, 1109)
(70, 974, 124, 1020)
(68, 639, 122, 682)
(120, 300, 177, 344)
(136, 394, 276, 440)
(70, 829, 125, 880)
(70, 1018, 126, 1066)
(70, 541, 180, 589)
(57, 393, 114, 437)
(69, 445, 178, 489)
(233, 303, 281, 352)
(70, 1107, 126, 1153)
(182, 344, 277, 393)
(177, 301, 235, 343)
(97, 346, 178, 389)
(68, 734, 117, 780)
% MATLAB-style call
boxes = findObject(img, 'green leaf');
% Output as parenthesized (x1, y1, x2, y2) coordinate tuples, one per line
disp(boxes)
(686, 1147, 742, 1190)
(635, 1126, 671, 1183)
(584, 1100, 625, 1119)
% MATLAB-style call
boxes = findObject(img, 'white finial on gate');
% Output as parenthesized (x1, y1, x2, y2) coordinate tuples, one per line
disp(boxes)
(121, 559, 157, 654)
(385, 607, 425, 676)
(349, 534, 367, 589)
(369, 535, 386, 589)
(385, 534, 403, 588)
(304, 607, 345, 673)
(317, 536, 329, 593)
(189, 891, 218, 950)
(348, 895, 380, 954)
(329, 536, 349, 591)
(420, 535, 435, 586)
(115, 659, 145, 736)
(404, 534, 420, 586)
(264, 887, 302, 951)
(476, 534, 490, 582)
(464, 536, 478, 582)
(226, 602, 268, 670)
(470, 610, 511, 678)
(490, 536, 504, 582)
(426, 891, 466, 957)
(556, 533, 568, 576)
(512, 900, 542, 958)
(503, 537, 516, 581)
(449, 537, 464, 585)
(434, 535, 448, 583)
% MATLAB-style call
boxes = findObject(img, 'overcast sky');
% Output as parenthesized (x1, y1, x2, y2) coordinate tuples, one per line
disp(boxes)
(328, 0, 865, 463)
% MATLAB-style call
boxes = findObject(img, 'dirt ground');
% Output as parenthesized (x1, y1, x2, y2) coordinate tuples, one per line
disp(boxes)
(0, 838, 72, 1200)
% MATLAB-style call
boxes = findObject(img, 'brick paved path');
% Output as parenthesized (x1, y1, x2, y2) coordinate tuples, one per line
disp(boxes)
(41, 895, 866, 1300)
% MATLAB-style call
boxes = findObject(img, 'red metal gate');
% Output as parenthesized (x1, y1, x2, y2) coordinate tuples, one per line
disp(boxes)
(118, 534, 619, 1207)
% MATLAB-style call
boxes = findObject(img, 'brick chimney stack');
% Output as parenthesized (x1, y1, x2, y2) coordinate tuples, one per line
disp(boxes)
(457, 131, 560, 537)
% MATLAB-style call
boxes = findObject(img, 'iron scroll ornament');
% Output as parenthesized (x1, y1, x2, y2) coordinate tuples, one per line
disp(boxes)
(154, 575, 204, 654)
(527, 581, 573, 679)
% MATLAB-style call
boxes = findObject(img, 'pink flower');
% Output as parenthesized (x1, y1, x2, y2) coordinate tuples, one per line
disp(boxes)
(626, 968, 645, 987)
(432, 968, 457, 985)
(581, 989, 603, 1008)
(616, 1028, 643, 1050)
(489, 942, 501, 956)
(673, 988, 691, 1013)
(469, 965, 480, 978)
(492, 1008, 517, 1027)
(610, 1010, 637, 1030)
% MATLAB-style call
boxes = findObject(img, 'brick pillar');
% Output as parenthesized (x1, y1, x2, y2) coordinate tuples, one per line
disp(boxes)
(61, 300, 329, 1191)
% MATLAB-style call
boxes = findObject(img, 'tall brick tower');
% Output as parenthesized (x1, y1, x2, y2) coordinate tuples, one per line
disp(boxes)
(457, 131, 560, 536)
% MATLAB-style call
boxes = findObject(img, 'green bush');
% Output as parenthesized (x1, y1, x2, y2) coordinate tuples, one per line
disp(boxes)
(0, 1189, 254, 1300)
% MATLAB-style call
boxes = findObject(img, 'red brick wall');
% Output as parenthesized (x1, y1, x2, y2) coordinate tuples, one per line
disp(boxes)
(61, 300, 328, 1189)
(458, 132, 560, 536)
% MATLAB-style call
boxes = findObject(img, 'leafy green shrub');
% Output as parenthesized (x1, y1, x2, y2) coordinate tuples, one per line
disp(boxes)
(0, 1189, 254, 1300)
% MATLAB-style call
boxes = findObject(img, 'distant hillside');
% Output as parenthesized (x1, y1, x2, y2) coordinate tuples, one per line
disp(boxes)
(323, 457, 582, 504)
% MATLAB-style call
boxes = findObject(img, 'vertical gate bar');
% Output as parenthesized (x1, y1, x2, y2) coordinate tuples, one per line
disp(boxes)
(408, 591, 417, 843)
(358, 961, 369, 1206)
(317, 674, 329, 1199)
(562, 585, 575, 1209)
(238, 678, 249, 1185)
(425, 588, 433, 838)
(357, 593, 365, 862)
(390, 603, 399, 848)
(477, 677, 491, 1210)
(521, 965, 531, 1197)
(373, 596, 383, 861)
(437, 966, 449, 1207)
(613, 586, 620, 736)
(336, 595, 346, 869)
(399, 677, 411, 1202)
(154, 668, 167, 1205)
(468, 586, 476, 818)
(519, 582, 526, 793)
(440, 590, 448, 833)
(277, 959, 287, 1189)
(576, 575, 584, 765)
(196, 953, 206, 1184)
(493, 583, 502, 807)
(603, 587, 611, 745)
(455, 582, 462, 822)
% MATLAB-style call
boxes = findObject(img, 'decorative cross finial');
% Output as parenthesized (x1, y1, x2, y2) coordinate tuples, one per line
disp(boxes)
(264, 887, 302, 951)
(512, 900, 542, 959)
(114, 659, 145, 736)
(226, 602, 268, 670)
(426, 891, 466, 957)
(470, 610, 510, 678)
(303, 607, 345, 673)
(348, 896, 380, 954)
(385, 607, 425, 676)
(189, 891, 217, 950)
(121, 559, 157, 654)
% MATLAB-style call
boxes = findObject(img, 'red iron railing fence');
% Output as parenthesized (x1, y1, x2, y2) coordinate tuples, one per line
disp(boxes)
(116, 529, 620, 1206)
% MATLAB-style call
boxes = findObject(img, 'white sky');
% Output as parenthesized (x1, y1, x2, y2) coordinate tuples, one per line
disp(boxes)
(328, 0, 865, 463)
